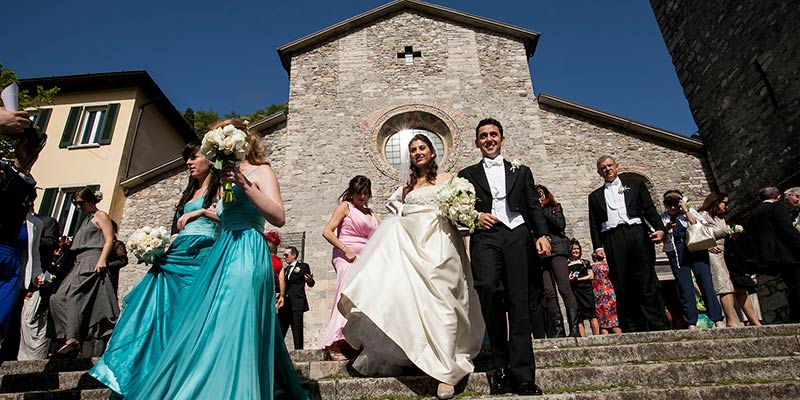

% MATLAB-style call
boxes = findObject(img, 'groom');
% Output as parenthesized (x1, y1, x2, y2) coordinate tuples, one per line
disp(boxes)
(458, 118, 551, 396)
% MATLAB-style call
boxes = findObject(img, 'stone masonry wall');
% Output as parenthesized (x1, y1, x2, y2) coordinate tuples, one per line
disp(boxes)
(117, 166, 187, 295)
(275, 10, 547, 348)
(649, 0, 800, 216)
(536, 105, 716, 251)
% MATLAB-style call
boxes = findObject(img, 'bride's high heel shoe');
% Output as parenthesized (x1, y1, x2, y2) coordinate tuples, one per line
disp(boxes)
(437, 382, 455, 399)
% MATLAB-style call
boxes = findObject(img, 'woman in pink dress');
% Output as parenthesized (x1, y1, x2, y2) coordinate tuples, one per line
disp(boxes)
(321, 175, 379, 360)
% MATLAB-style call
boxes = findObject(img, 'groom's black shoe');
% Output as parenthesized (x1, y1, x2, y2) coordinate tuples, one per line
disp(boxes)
(514, 381, 543, 396)
(489, 368, 510, 394)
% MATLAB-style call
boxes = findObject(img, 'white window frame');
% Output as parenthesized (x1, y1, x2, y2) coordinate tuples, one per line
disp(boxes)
(51, 187, 83, 236)
(74, 106, 108, 146)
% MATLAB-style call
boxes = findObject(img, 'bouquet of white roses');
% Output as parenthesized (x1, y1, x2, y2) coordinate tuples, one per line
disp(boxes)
(128, 226, 170, 265)
(436, 177, 480, 233)
(200, 124, 251, 202)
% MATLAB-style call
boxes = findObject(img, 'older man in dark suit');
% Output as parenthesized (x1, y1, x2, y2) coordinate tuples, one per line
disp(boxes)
(747, 187, 800, 322)
(279, 246, 314, 349)
(588, 155, 668, 332)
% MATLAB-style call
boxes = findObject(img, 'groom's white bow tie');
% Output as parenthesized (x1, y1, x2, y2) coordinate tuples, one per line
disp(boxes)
(484, 158, 503, 168)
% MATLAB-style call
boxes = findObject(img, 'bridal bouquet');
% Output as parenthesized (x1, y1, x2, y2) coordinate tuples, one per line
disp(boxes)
(200, 124, 251, 202)
(436, 177, 480, 233)
(128, 226, 170, 265)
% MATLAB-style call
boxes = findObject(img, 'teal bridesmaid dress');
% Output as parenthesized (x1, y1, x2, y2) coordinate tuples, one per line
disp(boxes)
(123, 185, 308, 399)
(90, 196, 220, 395)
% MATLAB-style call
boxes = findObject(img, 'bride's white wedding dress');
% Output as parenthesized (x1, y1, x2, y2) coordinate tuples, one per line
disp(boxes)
(338, 182, 485, 385)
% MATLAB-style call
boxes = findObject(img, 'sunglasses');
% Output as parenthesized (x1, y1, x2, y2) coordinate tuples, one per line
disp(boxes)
(282, 254, 291, 258)
(72, 200, 85, 206)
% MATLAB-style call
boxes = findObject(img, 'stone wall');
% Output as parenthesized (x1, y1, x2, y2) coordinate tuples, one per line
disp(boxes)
(276, 10, 546, 348)
(536, 104, 715, 251)
(649, 0, 800, 216)
(271, 8, 721, 348)
(117, 166, 187, 295)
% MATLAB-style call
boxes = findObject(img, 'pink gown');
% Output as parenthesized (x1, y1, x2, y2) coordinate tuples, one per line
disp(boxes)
(321, 202, 378, 350)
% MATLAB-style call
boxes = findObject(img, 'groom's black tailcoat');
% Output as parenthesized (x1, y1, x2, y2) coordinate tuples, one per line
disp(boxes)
(458, 160, 549, 383)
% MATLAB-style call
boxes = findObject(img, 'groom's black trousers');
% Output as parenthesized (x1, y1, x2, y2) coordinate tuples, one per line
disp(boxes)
(470, 223, 539, 383)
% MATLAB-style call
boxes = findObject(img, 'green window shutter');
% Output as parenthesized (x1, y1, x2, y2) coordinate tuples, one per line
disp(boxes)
(98, 103, 119, 145)
(34, 108, 52, 134)
(60, 107, 81, 148)
(38, 188, 57, 216)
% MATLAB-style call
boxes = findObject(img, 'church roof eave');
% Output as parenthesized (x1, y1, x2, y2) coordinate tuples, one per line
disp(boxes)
(537, 93, 704, 152)
(276, 0, 540, 73)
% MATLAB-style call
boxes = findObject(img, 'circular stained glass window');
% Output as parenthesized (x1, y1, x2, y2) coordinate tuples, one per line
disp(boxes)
(384, 129, 445, 170)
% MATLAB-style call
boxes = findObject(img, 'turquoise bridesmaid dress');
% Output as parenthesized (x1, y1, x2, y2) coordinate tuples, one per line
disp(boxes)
(124, 185, 308, 399)
(90, 196, 220, 395)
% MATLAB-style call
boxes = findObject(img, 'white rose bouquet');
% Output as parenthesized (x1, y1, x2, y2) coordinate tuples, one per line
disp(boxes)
(436, 177, 480, 233)
(128, 226, 170, 265)
(200, 124, 251, 202)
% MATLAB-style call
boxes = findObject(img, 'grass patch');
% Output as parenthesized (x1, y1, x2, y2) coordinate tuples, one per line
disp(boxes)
(453, 388, 482, 398)
(548, 383, 636, 394)
(560, 359, 592, 368)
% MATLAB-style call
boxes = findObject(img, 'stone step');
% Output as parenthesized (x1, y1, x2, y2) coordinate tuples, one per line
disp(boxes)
(480, 381, 800, 400)
(311, 356, 800, 399)
(2, 380, 799, 400)
(3, 326, 798, 378)
(2, 334, 798, 392)
(0, 388, 109, 400)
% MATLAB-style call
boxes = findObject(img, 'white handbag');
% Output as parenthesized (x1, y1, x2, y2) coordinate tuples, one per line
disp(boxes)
(686, 222, 717, 252)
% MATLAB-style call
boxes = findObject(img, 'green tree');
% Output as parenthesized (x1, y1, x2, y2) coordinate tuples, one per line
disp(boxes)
(0, 65, 60, 159)
(244, 102, 287, 123)
(184, 108, 220, 138)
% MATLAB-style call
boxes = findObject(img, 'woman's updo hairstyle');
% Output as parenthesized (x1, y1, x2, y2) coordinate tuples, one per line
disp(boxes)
(76, 187, 103, 204)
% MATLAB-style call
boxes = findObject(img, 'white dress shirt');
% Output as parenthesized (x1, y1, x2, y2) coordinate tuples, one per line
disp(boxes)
(286, 261, 298, 280)
(601, 177, 641, 232)
(483, 156, 524, 229)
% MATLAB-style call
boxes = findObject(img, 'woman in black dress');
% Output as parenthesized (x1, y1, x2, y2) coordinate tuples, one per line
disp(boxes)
(567, 240, 598, 337)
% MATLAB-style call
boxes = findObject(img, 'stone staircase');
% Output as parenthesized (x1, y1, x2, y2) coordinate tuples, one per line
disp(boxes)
(1, 325, 799, 399)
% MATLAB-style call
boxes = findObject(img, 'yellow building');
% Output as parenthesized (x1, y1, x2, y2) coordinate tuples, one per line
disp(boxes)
(20, 71, 194, 236)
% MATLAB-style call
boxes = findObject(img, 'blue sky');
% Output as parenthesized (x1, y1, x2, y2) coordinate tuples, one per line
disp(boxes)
(1, 0, 697, 136)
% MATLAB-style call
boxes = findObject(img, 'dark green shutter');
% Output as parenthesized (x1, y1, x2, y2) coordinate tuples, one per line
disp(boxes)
(98, 104, 119, 145)
(38, 188, 57, 216)
(34, 108, 52, 133)
(59, 107, 81, 148)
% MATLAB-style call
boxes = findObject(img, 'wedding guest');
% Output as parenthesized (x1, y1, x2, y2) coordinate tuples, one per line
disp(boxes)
(590, 252, 621, 334)
(459, 119, 550, 396)
(696, 192, 739, 327)
(106, 221, 128, 294)
(89, 142, 221, 396)
(567, 240, 598, 336)
(723, 230, 762, 326)
(122, 119, 307, 399)
(747, 187, 800, 322)
(264, 230, 286, 308)
(17, 208, 59, 360)
(280, 246, 314, 350)
(785, 187, 800, 232)
(534, 184, 577, 337)
(588, 155, 668, 332)
(49, 188, 117, 357)
(340, 133, 484, 399)
(661, 190, 724, 329)
(321, 175, 379, 360)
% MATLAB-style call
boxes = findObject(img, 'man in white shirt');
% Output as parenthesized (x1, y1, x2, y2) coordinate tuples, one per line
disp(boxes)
(588, 155, 668, 332)
(458, 118, 550, 396)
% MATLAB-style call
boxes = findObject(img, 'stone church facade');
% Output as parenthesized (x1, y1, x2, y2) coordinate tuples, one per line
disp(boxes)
(120, 0, 715, 347)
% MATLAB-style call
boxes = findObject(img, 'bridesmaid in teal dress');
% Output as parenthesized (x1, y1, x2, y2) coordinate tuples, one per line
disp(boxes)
(125, 119, 307, 400)
(90, 142, 221, 395)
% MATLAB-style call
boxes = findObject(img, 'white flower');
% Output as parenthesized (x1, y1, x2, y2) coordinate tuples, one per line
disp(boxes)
(128, 225, 170, 265)
(436, 177, 480, 233)
(617, 185, 630, 194)
(510, 159, 522, 172)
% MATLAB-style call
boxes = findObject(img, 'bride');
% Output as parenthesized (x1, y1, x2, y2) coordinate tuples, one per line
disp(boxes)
(338, 133, 484, 399)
